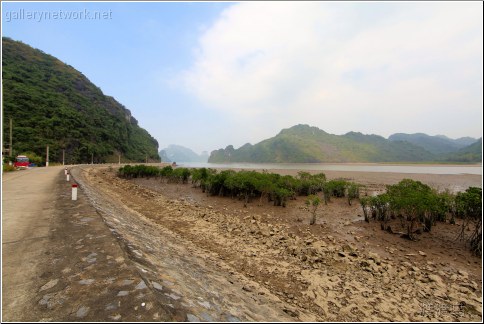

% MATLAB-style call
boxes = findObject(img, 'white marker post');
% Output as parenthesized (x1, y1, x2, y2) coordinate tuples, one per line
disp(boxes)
(66, 172, 70, 181)
(64, 168, 68, 175)
(72, 184, 78, 201)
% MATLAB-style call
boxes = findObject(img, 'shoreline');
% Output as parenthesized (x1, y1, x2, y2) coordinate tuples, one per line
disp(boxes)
(202, 162, 483, 167)
(167, 163, 482, 192)
(176, 162, 482, 176)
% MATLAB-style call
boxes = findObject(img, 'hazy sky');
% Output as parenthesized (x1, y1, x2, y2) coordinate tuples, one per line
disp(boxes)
(2, 1, 482, 154)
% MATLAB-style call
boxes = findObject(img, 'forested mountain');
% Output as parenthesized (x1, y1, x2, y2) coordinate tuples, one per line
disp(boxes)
(441, 138, 482, 162)
(159, 145, 208, 162)
(388, 133, 477, 155)
(437, 135, 477, 147)
(209, 124, 481, 163)
(2, 37, 159, 164)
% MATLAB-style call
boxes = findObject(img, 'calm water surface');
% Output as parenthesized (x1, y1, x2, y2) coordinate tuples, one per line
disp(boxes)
(178, 162, 482, 175)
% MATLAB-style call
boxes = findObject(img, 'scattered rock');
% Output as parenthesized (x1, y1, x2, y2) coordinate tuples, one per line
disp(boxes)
(163, 280, 175, 287)
(76, 306, 89, 318)
(187, 314, 200, 322)
(360, 260, 371, 267)
(109, 314, 121, 320)
(428, 274, 445, 287)
(418, 251, 426, 257)
(165, 293, 181, 300)
(79, 279, 95, 285)
(39, 279, 59, 292)
(224, 314, 241, 322)
(105, 302, 119, 310)
(368, 252, 381, 265)
(38, 293, 62, 309)
(458, 270, 468, 278)
(121, 279, 135, 286)
(242, 286, 253, 292)
(419, 276, 430, 283)
(135, 280, 147, 290)
(402, 261, 412, 268)
(151, 281, 163, 291)
(283, 307, 299, 317)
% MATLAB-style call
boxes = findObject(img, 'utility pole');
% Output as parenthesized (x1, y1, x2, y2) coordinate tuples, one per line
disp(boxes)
(91, 152, 94, 165)
(118, 154, 121, 165)
(9, 118, 13, 157)
(145, 154, 148, 164)
(46, 145, 49, 167)
(62, 149, 65, 166)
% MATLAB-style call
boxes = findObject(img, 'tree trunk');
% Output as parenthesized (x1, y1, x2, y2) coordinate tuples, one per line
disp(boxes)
(310, 212, 316, 225)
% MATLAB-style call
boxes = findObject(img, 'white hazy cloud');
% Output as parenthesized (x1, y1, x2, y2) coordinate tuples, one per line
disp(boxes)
(181, 2, 482, 147)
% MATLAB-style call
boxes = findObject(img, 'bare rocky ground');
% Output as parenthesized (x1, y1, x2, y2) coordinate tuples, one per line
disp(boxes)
(72, 166, 482, 322)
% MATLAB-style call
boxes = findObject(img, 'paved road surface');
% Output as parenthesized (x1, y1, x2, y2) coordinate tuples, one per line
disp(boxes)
(2, 166, 63, 320)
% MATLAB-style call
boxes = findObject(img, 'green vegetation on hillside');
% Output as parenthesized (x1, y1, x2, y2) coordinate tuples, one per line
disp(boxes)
(2, 37, 159, 164)
(209, 125, 481, 163)
(388, 133, 473, 155)
(209, 124, 435, 163)
(441, 138, 482, 163)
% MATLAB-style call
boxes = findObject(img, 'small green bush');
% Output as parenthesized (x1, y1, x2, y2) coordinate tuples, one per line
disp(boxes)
(3, 164, 16, 172)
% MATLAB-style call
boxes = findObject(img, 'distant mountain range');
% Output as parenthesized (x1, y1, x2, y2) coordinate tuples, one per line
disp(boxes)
(208, 124, 481, 163)
(159, 145, 209, 163)
(388, 133, 477, 155)
(441, 138, 482, 163)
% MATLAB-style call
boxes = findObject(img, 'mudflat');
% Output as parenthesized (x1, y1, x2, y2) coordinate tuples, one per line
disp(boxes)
(78, 165, 482, 322)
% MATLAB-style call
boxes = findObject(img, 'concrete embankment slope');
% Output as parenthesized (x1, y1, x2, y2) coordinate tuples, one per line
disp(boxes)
(71, 166, 298, 322)
(2, 166, 179, 321)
